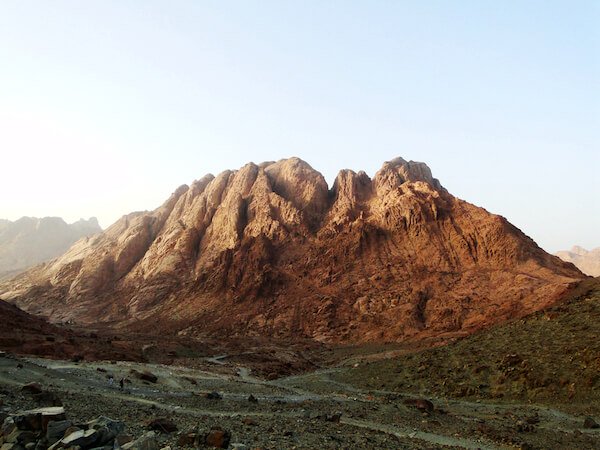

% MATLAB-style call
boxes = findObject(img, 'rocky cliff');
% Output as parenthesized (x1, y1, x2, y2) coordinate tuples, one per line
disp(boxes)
(0, 158, 584, 342)
(556, 246, 600, 277)
(0, 217, 101, 280)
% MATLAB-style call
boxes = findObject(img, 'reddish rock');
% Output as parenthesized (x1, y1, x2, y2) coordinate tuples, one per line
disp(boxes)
(147, 418, 177, 433)
(205, 426, 231, 448)
(403, 398, 434, 413)
(0, 157, 584, 345)
(177, 432, 197, 446)
(584, 417, 600, 429)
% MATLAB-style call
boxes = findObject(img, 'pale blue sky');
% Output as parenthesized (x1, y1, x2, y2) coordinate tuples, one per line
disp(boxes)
(0, 1, 598, 252)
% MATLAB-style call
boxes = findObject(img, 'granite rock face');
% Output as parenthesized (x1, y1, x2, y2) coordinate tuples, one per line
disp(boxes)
(0, 157, 584, 343)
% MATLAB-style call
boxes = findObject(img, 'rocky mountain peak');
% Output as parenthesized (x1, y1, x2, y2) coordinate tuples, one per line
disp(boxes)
(0, 157, 583, 343)
(373, 157, 442, 195)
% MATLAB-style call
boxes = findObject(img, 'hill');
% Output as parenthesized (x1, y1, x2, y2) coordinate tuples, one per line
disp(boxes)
(335, 278, 600, 414)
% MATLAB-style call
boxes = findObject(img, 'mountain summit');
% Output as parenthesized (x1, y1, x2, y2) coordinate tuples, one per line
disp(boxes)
(1, 158, 583, 342)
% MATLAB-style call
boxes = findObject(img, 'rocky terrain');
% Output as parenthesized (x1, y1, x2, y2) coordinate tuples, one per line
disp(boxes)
(556, 246, 600, 277)
(1, 331, 599, 449)
(335, 278, 600, 416)
(0, 217, 100, 280)
(0, 157, 584, 344)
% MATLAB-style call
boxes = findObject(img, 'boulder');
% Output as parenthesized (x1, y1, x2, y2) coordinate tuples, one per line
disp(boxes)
(204, 392, 222, 400)
(131, 370, 158, 383)
(86, 416, 125, 436)
(176, 432, 197, 447)
(57, 428, 99, 448)
(204, 426, 231, 448)
(46, 420, 73, 445)
(21, 383, 43, 395)
(147, 418, 177, 433)
(14, 407, 66, 432)
(122, 431, 159, 450)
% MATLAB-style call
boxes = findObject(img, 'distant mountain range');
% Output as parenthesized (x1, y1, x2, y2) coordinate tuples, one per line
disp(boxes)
(0, 216, 101, 280)
(0, 157, 583, 344)
(555, 246, 600, 277)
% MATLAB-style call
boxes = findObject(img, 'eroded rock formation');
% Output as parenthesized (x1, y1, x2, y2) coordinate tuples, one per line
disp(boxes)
(0, 157, 584, 342)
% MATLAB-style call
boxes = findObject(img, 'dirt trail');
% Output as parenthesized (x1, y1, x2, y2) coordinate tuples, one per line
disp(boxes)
(1, 355, 598, 449)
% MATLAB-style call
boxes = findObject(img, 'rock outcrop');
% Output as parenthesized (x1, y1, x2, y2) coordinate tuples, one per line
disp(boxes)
(0, 217, 101, 280)
(555, 246, 600, 277)
(0, 157, 584, 343)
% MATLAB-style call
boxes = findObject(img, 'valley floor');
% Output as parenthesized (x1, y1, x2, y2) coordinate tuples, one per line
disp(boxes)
(1, 352, 599, 449)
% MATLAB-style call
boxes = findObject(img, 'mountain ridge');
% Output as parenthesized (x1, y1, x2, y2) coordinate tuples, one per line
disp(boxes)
(0, 216, 101, 280)
(555, 246, 600, 277)
(0, 157, 584, 343)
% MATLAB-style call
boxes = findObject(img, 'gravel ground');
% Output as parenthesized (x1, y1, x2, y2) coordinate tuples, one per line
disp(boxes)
(2, 353, 598, 449)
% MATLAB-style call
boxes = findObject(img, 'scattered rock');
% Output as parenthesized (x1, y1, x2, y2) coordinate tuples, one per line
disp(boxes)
(241, 417, 257, 426)
(131, 369, 158, 383)
(46, 419, 73, 445)
(204, 426, 231, 448)
(13, 407, 66, 432)
(515, 419, 535, 433)
(326, 413, 342, 423)
(177, 431, 197, 447)
(59, 428, 99, 448)
(147, 418, 178, 433)
(122, 431, 159, 450)
(231, 444, 248, 450)
(204, 391, 222, 400)
(21, 383, 43, 395)
(403, 398, 434, 413)
(583, 417, 600, 429)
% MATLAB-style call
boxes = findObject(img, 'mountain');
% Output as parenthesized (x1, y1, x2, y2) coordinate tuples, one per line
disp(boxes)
(0, 216, 101, 280)
(0, 157, 584, 343)
(555, 246, 600, 277)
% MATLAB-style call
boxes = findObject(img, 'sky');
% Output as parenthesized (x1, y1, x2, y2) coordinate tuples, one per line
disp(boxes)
(0, 1, 598, 253)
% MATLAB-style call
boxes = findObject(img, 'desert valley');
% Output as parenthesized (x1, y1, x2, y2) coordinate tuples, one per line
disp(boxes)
(1, 2, 597, 448)
(1, 157, 598, 449)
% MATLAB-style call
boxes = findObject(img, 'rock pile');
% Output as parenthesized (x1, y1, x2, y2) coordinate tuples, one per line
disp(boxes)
(0, 407, 130, 449)
(0, 405, 237, 450)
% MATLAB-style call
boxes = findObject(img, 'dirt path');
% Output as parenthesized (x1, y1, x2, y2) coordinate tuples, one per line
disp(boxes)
(1, 355, 599, 449)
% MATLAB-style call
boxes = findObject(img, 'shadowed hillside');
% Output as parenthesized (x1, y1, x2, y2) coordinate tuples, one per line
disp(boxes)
(335, 278, 600, 414)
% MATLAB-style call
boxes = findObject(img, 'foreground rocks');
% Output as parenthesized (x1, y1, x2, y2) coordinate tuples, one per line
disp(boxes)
(0, 407, 127, 450)
(0, 405, 238, 450)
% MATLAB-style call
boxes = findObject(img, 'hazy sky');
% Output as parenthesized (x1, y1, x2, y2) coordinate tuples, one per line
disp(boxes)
(0, 1, 598, 252)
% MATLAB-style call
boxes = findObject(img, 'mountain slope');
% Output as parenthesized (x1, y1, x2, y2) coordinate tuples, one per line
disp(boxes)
(556, 246, 600, 277)
(0, 216, 101, 280)
(335, 278, 600, 413)
(0, 157, 584, 343)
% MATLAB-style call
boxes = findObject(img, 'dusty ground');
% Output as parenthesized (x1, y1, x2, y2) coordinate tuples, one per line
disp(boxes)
(1, 350, 599, 450)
